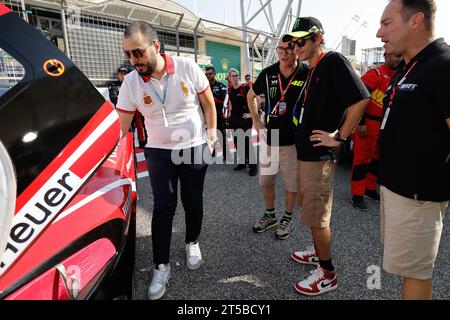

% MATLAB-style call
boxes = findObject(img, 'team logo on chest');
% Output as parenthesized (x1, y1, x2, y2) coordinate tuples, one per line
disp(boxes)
(269, 87, 278, 98)
(180, 81, 190, 97)
(142, 92, 154, 106)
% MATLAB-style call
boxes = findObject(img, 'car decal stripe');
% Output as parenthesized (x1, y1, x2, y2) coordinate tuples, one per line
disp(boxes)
(0, 106, 120, 277)
(53, 178, 132, 224)
(15, 102, 116, 212)
(69, 112, 120, 178)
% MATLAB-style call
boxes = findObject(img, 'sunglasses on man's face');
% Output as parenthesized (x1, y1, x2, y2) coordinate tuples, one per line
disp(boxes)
(205, 72, 215, 76)
(123, 42, 152, 59)
(276, 46, 294, 54)
(292, 35, 315, 48)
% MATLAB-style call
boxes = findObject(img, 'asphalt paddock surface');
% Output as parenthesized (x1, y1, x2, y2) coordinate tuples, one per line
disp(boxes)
(134, 160, 449, 301)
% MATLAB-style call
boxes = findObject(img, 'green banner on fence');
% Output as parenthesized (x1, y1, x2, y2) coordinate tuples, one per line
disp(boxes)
(205, 41, 241, 85)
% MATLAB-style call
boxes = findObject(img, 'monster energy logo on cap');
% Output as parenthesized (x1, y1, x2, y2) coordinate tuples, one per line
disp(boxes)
(282, 17, 325, 42)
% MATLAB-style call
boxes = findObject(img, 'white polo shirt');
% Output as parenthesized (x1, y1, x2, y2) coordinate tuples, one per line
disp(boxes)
(117, 54, 209, 150)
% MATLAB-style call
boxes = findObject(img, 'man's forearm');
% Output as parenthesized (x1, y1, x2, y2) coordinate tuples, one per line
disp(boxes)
(247, 90, 259, 121)
(338, 98, 369, 139)
(204, 105, 217, 132)
(198, 88, 217, 136)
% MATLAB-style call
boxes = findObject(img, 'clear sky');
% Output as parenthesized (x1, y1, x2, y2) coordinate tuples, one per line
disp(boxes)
(172, 0, 450, 60)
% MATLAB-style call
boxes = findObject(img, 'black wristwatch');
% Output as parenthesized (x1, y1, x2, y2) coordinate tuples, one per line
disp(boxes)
(334, 132, 347, 143)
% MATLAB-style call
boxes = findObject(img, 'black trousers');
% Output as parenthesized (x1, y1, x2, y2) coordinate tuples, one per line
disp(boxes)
(144, 145, 208, 265)
(217, 115, 228, 159)
(230, 122, 257, 166)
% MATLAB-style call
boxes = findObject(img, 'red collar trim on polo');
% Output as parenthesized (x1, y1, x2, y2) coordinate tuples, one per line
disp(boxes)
(162, 53, 175, 74)
(141, 53, 175, 83)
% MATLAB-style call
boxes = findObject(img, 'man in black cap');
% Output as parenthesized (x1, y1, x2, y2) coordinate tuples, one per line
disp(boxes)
(109, 66, 147, 147)
(283, 17, 369, 296)
(108, 66, 128, 106)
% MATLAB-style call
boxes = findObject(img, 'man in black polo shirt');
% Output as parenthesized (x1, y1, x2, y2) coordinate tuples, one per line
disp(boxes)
(283, 17, 369, 296)
(205, 66, 228, 160)
(108, 66, 128, 106)
(377, 0, 449, 300)
(248, 39, 309, 240)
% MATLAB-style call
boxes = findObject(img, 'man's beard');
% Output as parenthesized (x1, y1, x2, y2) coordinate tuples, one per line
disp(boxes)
(134, 56, 157, 76)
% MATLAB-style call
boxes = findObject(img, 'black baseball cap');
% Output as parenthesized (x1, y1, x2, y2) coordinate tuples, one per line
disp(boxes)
(118, 66, 128, 73)
(282, 17, 324, 42)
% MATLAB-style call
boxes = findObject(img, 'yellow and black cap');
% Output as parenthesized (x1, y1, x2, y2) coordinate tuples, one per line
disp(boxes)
(282, 17, 324, 42)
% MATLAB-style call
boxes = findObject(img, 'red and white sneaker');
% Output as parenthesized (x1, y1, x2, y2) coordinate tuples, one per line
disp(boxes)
(294, 266, 338, 296)
(291, 246, 319, 265)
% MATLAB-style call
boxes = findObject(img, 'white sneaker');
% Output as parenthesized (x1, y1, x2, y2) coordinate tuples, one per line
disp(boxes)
(291, 245, 319, 265)
(148, 263, 170, 300)
(294, 266, 338, 296)
(186, 242, 203, 271)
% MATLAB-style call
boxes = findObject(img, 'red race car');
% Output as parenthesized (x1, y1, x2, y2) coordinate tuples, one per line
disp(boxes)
(0, 4, 136, 300)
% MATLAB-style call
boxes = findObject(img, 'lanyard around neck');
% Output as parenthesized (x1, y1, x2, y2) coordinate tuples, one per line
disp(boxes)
(147, 75, 169, 106)
(388, 61, 418, 107)
(269, 71, 297, 115)
(301, 51, 327, 108)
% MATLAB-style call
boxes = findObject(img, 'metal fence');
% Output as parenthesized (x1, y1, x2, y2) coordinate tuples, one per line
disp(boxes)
(0, 0, 26, 88)
(0, 0, 279, 87)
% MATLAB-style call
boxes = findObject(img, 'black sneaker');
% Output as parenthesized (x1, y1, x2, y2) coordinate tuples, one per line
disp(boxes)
(233, 164, 247, 171)
(352, 195, 368, 211)
(364, 189, 380, 203)
(248, 165, 257, 176)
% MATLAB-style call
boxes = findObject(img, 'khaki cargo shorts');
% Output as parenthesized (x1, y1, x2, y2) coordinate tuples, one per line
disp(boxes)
(259, 145, 297, 193)
(297, 160, 337, 228)
(380, 186, 448, 280)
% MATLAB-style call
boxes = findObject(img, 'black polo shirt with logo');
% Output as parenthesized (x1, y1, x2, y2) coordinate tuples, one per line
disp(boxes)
(252, 61, 309, 146)
(296, 51, 369, 161)
(211, 80, 228, 113)
(379, 38, 450, 202)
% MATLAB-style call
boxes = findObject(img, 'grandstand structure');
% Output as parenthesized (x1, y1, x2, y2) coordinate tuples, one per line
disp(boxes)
(361, 46, 384, 75)
(0, 0, 290, 87)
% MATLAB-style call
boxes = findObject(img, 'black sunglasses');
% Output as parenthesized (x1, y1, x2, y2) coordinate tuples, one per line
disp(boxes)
(292, 35, 315, 48)
(123, 42, 152, 59)
(205, 72, 215, 76)
(276, 46, 294, 54)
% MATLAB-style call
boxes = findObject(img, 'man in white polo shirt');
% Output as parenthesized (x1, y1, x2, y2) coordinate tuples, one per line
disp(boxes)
(116, 21, 217, 300)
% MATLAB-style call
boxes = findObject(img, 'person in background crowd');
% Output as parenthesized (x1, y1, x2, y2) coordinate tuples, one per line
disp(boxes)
(206, 66, 228, 160)
(227, 68, 258, 176)
(109, 66, 147, 147)
(350, 53, 401, 211)
(244, 74, 253, 87)
(108, 66, 128, 106)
